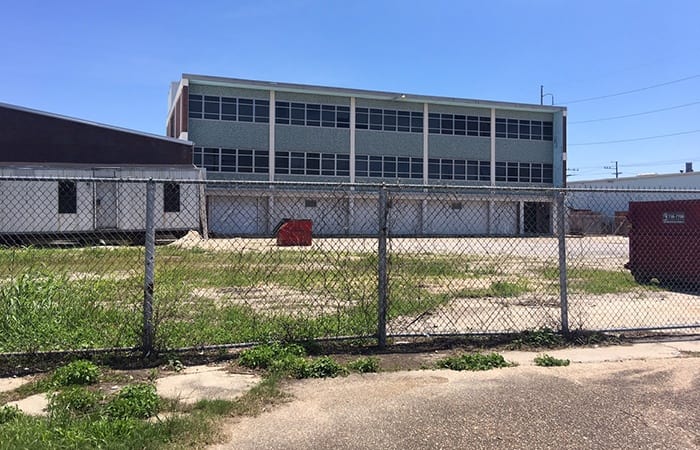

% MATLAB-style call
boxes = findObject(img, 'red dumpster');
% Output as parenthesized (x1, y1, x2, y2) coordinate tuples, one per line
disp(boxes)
(625, 199, 700, 285)
(276, 219, 312, 246)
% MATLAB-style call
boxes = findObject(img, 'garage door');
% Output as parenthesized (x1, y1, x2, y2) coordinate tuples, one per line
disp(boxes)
(208, 196, 267, 236)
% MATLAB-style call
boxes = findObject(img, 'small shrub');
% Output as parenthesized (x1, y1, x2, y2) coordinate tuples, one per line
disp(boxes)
(436, 352, 512, 371)
(0, 405, 22, 424)
(106, 383, 160, 419)
(48, 387, 102, 419)
(52, 360, 100, 387)
(346, 357, 380, 373)
(269, 354, 308, 376)
(238, 343, 306, 370)
(300, 356, 344, 379)
(534, 354, 570, 367)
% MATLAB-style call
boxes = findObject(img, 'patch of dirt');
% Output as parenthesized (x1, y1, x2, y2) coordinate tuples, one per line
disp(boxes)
(191, 286, 361, 317)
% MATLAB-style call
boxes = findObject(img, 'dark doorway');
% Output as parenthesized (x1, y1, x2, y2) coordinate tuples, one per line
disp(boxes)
(524, 202, 551, 234)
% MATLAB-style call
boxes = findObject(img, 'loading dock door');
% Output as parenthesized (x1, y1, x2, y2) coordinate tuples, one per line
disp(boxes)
(94, 169, 118, 229)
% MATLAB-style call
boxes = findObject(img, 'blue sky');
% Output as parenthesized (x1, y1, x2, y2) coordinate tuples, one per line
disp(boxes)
(2, 0, 699, 181)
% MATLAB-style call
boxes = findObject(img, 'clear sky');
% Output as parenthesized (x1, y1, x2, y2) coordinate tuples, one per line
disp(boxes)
(2, 0, 699, 181)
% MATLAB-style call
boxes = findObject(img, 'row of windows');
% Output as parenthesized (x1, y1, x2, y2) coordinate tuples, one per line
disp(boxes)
(275, 102, 350, 128)
(495, 118, 553, 141)
(355, 155, 424, 179)
(189, 94, 270, 122)
(57, 182, 181, 214)
(427, 113, 491, 137)
(193, 147, 269, 173)
(189, 95, 553, 141)
(193, 148, 553, 184)
(355, 107, 424, 133)
(275, 151, 350, 176)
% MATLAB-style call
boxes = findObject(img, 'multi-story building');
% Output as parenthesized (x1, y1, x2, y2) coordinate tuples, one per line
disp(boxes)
(166, 74, 567, 237)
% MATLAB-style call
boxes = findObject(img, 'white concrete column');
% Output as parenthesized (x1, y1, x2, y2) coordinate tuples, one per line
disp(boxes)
(490, 107, 496, 186)
(350, 97, 356, 184)
(269, 90, 276, 182)
(423, 103, 429, 185)
(519, 201, 525, 235)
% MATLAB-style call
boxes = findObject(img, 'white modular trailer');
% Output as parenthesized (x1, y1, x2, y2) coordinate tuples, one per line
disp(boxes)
(0, 166, 204, 240)
(205, 187, 555, 237)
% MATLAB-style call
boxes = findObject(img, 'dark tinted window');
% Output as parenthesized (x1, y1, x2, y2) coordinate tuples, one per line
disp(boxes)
(163, 182, 180, 213)
(306, 104, 320, 126)
(291, 103, 305, 125)
(188, 94, 203, 119)
(221, 97, 237, 121)
(276, 101, 290, 124)
(58, 181, 77, 214)
(204, 96, 220, 120)
(336, 154, 350, 176)
(238, 99, 253, 122)
(356, 107, 369, 129)
(254, 99, 269, 123)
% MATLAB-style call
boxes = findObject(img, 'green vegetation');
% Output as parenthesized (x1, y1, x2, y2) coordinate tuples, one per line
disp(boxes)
(436, 352, 513, 371)
(540, 267, 641, 294)
(0, 362, 222, 450)
(346, 356, 380, 373)
(48, 387, 102, 420)
(510, 327, 564, 349)
(0, 405, 21, 425)
(105, 383, 160, 419)
(52, 360, 101, 387)
(238, 343, 379, 378)
(0, 244, 648, 353)
(534, 354, 570, 367)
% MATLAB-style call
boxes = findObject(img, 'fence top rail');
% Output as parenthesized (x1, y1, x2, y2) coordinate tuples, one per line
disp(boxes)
(0, 175, 698, 195)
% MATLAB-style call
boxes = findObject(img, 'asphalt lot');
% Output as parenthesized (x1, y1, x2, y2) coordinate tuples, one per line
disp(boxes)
(211, 355, 699, 450)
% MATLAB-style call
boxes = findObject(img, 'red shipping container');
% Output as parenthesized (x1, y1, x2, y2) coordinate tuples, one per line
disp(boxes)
(625, 199, 700, 285)
(276, 219, 312, 246)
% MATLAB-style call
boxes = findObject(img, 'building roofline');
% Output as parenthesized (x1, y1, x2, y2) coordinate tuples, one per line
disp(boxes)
(181, 74, 566, 113)
(570, 171, 700, 184)
(0, 102, 193, 146)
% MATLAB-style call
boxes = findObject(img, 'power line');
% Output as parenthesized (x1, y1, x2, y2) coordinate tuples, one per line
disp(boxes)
(558, 74, 700, 105)
(569, 129, 700, 146)
(569, 100, 700, 124)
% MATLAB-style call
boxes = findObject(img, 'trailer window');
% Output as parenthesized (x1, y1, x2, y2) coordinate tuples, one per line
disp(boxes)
(58, 181, 77, 214)
(163, 182, 180, 213)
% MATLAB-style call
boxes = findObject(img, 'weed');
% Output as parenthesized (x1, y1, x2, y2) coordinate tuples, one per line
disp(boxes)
(48, 387, 102, 420)
(105, 383, 160, 419)
(346, 356, 380, 373)
(298, 356, 344, 378)
(238, 343, 306, 370)
(534, 354, 570, 367)
(0, 405, 22, 424)
(510, 327, 563, 349)
(436, 352, 513, 371)
(52, 360, 100, 387)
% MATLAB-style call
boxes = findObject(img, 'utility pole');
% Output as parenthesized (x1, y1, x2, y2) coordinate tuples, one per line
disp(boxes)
(540, 85, 554, 105)
(604, 161, 622, 179)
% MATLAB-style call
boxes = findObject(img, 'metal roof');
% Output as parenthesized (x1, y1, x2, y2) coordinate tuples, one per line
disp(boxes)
(182, 74, 566, 114)
(0, 101, 193, 146)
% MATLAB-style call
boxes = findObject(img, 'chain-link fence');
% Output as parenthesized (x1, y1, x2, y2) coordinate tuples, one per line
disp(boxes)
(0, 176, 698, 354)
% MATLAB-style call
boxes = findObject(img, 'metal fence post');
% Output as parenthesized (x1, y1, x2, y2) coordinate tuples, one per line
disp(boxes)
(143, 179, 156, 355)
(377, 186, 389, 349)
(557, 190, 569, 334)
